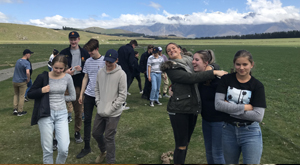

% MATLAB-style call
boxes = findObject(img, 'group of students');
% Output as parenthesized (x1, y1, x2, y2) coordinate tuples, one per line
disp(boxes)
(12, 30, 266, 164)
(161, 42, 266, 164)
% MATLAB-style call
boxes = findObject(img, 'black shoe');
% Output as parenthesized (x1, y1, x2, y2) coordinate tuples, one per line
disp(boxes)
(76, 148, 91, 159)
(75, 131, 83, 143)
(17, 111, 27, 116)
(53, 138, 58, 151)
(13, 109, 18, 115)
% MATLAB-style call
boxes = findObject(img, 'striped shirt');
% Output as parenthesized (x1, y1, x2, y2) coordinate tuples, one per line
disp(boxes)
(83, 56, 106, 97)
(147, 55, 164, 73)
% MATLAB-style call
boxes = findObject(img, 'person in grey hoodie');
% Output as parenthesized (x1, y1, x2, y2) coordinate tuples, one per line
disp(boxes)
(92, 49, 127, 164)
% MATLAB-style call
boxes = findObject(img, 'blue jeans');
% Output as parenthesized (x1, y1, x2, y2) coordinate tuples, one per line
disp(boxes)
(25, 79, 32, 97)
(222, 122, 262, 164)
(38, 110, 70, 164)
(202, 119, 225, 164)
(149, 72, 161, 101)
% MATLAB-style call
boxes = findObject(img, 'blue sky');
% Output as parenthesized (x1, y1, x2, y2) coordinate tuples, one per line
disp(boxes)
(0, 0, 299, 29)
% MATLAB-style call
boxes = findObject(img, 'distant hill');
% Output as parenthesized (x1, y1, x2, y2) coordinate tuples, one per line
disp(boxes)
(114, 19, 300, 38)
(0, 23, 136, 43)
(83, 27, 133, 34)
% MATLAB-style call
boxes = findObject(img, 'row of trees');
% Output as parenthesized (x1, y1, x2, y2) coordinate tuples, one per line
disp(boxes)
(196, 30, 300, 39)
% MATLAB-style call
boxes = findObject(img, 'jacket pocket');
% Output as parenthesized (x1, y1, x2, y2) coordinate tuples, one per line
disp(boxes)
(173, 94, 191, 112)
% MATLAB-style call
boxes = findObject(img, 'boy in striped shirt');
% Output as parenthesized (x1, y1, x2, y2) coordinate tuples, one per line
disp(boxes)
(76, 39, 106, 159)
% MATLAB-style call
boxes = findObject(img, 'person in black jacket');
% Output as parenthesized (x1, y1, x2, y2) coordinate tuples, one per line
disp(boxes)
(59, 31, 90, 144)
(130, 51, 142, 93)
(139, 45, 154, 100)
(117, 40, 138, 92)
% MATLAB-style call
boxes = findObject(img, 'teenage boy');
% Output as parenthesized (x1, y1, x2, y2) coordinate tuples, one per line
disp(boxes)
(158, 46, 171, 98)
(140, 45, 154, 100)
(76, 39, 106, 159)
(60, 31, 90, 143)
(92, 49, 127, 164)
(12, 49, 33, 116)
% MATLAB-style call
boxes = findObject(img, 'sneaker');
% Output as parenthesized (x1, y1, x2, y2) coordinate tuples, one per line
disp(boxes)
(53, 138, 58, 151)
(150, 101, 154, 107)
(140, 90, 143, 94)
(76, 148, 91, 159)
(127, 92, 131, 95)
(68, 116, 72, 123)
(95, 151, 107, 163)
(75, 131, 83, 143)
(163, 93, 171, 98)
(17, 111, 27, 116)
(123, 106, 130, 110)
(13, 109, 18, 115)
(24, 96, 29, 102)
(159, 94, 162, 98)
(154, 101, 162, 105)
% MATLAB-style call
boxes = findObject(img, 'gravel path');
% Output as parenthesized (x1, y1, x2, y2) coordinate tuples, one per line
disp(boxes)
(0, 61, 47, 82)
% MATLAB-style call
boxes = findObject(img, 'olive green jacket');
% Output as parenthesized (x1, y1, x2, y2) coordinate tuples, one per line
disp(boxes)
(160, 60, 215, 114)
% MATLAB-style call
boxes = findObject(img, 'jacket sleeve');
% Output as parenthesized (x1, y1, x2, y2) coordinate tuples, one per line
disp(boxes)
(139, 53, 146, 73)
(112, 72, 127, 110)
(166, 68, 215, 84)
(27, 74, 45, 99)
(230, 107, 265, 122)
(95, 71, 101, 105)
(128, 49, 135, 72)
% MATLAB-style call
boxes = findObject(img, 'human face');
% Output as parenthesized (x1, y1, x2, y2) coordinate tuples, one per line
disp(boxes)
(69, 37, 80, 49)
(234, 57, 253, 77)
(135, 53, 139, 58)
(148, 48, 153, 54)
(88, 49, 99, 58)
(52, 62, 65, 76)
(166, 44, 181, 59)
(105, 59, 118, 72)
(192, 53, 207, 72)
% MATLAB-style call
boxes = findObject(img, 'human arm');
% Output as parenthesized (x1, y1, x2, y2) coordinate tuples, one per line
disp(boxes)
(65, 75, 76, 101)
(78, 73, 88, 104)
(148, 65, 151, 82)
(95, 72, 100, 105)
(230, 107, 265, 122)
(27, 74, 49, 99)
(214, 93, 247, 115)
(112, 73, 127, 110)
(166, 68, 216, 84)
(26, 69, 30, 83)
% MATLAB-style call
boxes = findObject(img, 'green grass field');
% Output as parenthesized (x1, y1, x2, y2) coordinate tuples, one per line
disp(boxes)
(0, 38, 300, 163)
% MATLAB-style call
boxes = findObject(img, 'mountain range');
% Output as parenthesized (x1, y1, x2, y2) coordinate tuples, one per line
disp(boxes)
(113, 19, 300, 38)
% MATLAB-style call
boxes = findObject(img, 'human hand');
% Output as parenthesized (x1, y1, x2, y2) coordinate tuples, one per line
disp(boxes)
(244, 104, 253, 111)
(78, 95, 83, 104)
(66, 68, 75, 75)
(205, 65, 213, 71)
(213, 70, 228, 77)
(148, 76, 151, 82)
(168, 87, 173, 97)
(42, 85, 50, 93)
(74, 65, 82, 72)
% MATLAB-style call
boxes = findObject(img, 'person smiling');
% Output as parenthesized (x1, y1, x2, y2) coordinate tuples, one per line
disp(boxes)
(160, 42, 227, 164)
(215, 50, 266, 164)
(28, 55, 76, 164)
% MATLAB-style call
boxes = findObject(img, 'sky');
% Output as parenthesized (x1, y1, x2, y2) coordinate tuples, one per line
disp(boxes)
(0, 0, 300, 29)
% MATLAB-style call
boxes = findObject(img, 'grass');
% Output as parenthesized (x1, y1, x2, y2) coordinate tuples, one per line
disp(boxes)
(0, 39, 300, 163)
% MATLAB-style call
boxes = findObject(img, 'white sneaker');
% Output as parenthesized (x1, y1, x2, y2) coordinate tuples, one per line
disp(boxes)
(140, 90, 143, 94)
(150, 101, 154, 107)
(159, 95, 162, 98)
(127, 92, 131, 95)
(154, 101, 162, 105)
(123, 106, 130, 110)
(163, 94, 171, 98)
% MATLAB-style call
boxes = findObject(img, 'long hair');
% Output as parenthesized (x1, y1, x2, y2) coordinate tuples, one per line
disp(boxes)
(51, 55, 68, 71)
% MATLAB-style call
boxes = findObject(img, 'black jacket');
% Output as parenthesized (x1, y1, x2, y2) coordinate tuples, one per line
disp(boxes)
(139, 51, 152, 73)
(60, 45, 90, 88)
(161, 61, 215, 114)
(117, 44, 135, 74)
(27, 71, 50, 126)
(133, 57, 140, 77)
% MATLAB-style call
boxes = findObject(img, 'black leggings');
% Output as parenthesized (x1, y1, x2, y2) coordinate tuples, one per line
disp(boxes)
(169, 113, 198, 164)
(130, 74, 142, 91)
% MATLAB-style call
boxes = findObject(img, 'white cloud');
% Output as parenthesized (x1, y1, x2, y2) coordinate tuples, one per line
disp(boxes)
(0, 12, 9, 22)
(149, 1, 162, 10)
(0, 0, 22, 3)
(203, 0, 209, 5)
(27, 0, 300, 29)
(101, 13, 109, 17)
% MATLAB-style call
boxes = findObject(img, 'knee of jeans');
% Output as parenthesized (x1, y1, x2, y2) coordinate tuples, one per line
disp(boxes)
(178, 146, 187, 150)
(58, 147, 68, 157)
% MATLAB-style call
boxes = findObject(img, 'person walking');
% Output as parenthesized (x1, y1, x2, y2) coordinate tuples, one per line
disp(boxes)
(12, 49, 33, 116)
(130, 51, 143, 94)
(48, 49, 59, 71)
(76, 39, 106, 159)
(157, 46, 170, 98)
(92, 49, 127, 164)
(140, 45, 154, 100)
(28, 55, 76, 164)
(215, 50, 266, 164)
(160, 42, 227, 164)
(60, 31, 90, 143)
(24, 58, 33, 102)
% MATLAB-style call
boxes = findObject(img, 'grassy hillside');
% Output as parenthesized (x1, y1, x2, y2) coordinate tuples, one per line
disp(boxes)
(0, 23, 140, 44)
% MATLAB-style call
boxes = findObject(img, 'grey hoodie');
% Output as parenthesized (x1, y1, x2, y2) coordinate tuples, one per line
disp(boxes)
(95, 64, 127, 117)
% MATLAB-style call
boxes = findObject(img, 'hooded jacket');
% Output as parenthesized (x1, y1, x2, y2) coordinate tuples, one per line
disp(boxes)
(160, 57, 216, 114)
(95, 64, 127, 117)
